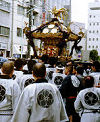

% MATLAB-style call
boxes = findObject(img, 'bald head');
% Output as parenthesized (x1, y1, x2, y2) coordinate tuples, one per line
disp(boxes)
(32, 63, 46, 78)
(1, 61, 14, 75)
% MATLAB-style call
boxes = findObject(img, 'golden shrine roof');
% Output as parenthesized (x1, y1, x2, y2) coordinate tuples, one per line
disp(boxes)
(24, 18, 70, 40)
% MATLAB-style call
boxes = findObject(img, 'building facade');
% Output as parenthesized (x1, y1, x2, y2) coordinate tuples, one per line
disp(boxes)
(11, 0, 28, 58)
(11, 0, 42, 58)
(0, 0, 11, 57)
(87, 1, 100, 56)
(0, 0, 42, 58)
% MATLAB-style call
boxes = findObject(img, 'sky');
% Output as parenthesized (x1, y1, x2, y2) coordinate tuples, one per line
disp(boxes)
(71, 0, 99, 27)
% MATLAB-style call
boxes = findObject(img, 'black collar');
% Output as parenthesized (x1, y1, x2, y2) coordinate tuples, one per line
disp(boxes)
(23, 70, 32, 74)
(48, 65, 55, 68)
(14, 69, 20, 71)
(0, 75, 12, 79)
(35, 78, 48, 83)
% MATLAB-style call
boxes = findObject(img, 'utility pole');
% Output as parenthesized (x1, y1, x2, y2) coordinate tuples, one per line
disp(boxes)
(11, 0, 14, 57)
(27, 0, 33, 58)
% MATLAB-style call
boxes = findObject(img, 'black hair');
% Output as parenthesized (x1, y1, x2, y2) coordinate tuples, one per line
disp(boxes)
(48, 57, 58, 67)
(32, 63, 46, 78)
(92, 61, 100, 72)
(14, 58, 25, 70)
(40, 55, 49, 64)
(76, 66, 84, 75)
(84, 76, 94, 88)
(27, 59, 36, 72)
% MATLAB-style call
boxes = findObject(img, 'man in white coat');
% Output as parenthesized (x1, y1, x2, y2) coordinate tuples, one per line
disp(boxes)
(11, 63, 69, 122)
(0, 61, 21, 122)
(19, 59, 36, 92)
(52, 65, 66, 88)
(74, 76, 100, 122)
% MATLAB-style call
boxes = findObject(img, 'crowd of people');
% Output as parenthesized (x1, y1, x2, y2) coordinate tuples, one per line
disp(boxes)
(0, 55, 100, 122)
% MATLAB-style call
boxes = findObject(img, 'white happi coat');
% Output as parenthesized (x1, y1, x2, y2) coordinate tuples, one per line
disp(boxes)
(19, 74, 34, 92)
(11, 83, 69, 122)
(0, 76, 21, 122)
(74, 87, 100, 122)
(52, 73, 66, 88)
(13, 70, 23, 85)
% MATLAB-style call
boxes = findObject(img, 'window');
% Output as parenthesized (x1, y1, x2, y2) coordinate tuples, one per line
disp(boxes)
(89, 38, 91, 41)
(90, 23, 91, 26)
(96, 46, 98, 48)
(97, 22, 99, 25)
(89, 15, 91, 18)
(93, 23, 95, 26)
(92, 46, 94, 48)
(94, 16, 95, 18)
(17, 5, 25, 15)
(33, 0, 36, 4)
(93, 30, 95, 33)
(89, 46, 91, 48)
(96, 38, 98, 41)
(0, 26, 10, 36)
(17, 28, 22, 37)
(93, 38, 95, 41)
(97, 30, 99, 33)
(89, 30, 91, 33)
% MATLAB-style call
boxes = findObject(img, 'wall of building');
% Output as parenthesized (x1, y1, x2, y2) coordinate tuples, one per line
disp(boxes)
(0, 0, 11, 57)
(0, 0, 43, 58)
(12, 0, 28, 57)
(87, 1, 100, 56)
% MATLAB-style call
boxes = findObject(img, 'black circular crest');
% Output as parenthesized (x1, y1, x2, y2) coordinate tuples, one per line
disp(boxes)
(37, 89, 54, 108)
(84, 92, 98, 106)
(54, 76, 63, 85)
(0, 85, 6, 102)
(24, 78, 34, 88)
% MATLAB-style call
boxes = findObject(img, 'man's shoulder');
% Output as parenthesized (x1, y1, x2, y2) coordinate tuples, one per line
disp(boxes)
(63, 75, 71, 81)
(23, 83, 58, 97)
(25, 82, 57, 90)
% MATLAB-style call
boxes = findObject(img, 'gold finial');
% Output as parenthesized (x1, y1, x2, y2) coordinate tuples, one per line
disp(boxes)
(49, 6, 68, 20)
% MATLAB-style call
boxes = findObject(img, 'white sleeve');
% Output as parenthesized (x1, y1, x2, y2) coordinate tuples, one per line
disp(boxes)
(57, 89, 69, 121)
(11, 88, 30, 122)
(12, 82, 21, 111)
(74, 92, 84, 117)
